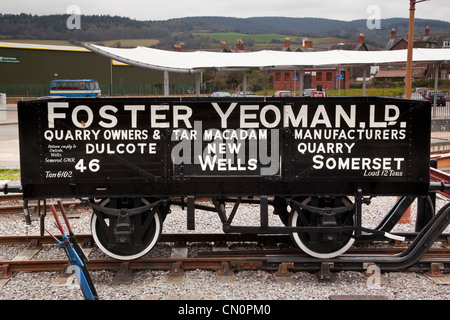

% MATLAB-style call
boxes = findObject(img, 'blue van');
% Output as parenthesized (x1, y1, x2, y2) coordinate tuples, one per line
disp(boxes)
(50, 79, 101, 97)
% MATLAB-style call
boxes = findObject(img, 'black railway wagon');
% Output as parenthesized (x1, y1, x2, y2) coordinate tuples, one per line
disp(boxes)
(16, 96, 432, 260)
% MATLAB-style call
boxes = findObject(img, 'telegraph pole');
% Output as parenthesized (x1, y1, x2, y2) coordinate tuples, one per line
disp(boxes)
(401, 0, 429, 224)
(405, 0, 429, 99)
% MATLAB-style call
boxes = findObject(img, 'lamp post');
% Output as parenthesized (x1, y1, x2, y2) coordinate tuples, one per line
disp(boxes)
(400, 0, 430, 224)
(405, 0, 429, 99)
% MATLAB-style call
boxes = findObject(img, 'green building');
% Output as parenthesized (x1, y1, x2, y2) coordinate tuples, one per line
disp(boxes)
(0, 42, 195, 97)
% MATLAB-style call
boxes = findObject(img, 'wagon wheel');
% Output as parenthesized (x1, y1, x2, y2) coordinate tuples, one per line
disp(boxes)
(91, 197, 163, 260)
(289, 196, 355, 259)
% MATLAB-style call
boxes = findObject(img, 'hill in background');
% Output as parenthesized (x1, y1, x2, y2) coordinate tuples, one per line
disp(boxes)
(1, 14, 449, 50)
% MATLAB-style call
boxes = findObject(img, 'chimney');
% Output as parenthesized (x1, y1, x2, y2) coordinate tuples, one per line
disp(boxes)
(174, 42, 185, 52)
(425, 26, 430, 36)
(236, 39, 244, 51)
(302, 37, 313, 48)
(359, 33, 365, 44)
(221, 40, 227, 51)
(285, 37, 290, 48)
(391, 28, 396, 39)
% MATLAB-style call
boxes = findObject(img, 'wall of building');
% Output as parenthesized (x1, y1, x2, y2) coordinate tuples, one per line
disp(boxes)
(0, 45, 195, 97)
(273, 68, 349, 92)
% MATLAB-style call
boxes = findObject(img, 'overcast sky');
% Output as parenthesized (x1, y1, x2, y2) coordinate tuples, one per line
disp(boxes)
(2, 0, 450, 22)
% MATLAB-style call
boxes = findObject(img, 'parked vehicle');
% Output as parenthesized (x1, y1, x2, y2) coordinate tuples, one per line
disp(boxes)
(303, 88, 327, 97)
(273, 91, 293, 97)
(425, 90, 447, 106)
(231, 91, 257, 97)
(414, 87, 428, 96)
(404, 93, 426, 101)
(211, 92, 231, 97)
(50, 79, 101, 98)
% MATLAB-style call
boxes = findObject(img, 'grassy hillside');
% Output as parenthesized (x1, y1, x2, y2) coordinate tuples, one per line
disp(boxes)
(2, 14, 449, 50)
(194, 32, 346, 47)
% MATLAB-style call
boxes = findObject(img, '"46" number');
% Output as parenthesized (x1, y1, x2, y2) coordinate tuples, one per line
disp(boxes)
(75, 159, 100, 173)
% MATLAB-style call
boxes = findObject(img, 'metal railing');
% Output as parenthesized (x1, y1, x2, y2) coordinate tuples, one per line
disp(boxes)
(431, 102, 450, 119)
(386, 92, 450, 120)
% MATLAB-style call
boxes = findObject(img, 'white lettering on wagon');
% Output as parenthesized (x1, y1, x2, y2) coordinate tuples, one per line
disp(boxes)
(42, 101, 410, 179)
(47, 102, 405, 130)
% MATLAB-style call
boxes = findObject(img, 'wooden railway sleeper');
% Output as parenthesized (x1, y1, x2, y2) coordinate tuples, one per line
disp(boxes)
(112, 262, 133, 285)
(0, 264, 12, 279)
(316, 262, 336, 283)
(274, 262, 294, 278)
(217, 261, 234, 277)
(426, 263, 446, 278)
(167, 262, 186, 283)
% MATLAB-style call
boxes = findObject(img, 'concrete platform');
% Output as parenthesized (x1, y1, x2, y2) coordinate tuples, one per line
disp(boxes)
(0, 104, 19, 169)
(431, 132, 450, 154)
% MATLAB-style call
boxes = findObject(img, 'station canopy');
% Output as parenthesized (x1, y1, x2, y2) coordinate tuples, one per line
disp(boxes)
(85, 43, 450, 73)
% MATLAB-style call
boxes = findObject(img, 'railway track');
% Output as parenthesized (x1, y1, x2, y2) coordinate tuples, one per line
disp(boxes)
(0, 194, 82, 215)
(2, 195, 450, 281)
(1, 232, 450, 278)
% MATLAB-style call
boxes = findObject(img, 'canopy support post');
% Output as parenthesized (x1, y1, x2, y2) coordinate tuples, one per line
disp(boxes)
(299, 69, 304, 97)
(362, 66, 367, 97)
(243, 72, 247, 97)
(164, 71, 169, 97)
(110, 59, 113, 96)
(195, 72, 201, 97)
(433, 63, 439, 118)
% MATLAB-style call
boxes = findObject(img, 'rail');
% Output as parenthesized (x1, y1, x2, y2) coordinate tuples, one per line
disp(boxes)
(1, 239, 450, 277)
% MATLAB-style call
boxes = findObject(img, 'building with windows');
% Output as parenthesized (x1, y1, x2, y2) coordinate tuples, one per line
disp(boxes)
(272, 34, 368, 93)
(383, 26, 450, 81)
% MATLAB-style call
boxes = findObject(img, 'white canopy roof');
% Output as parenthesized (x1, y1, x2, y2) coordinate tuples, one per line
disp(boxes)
(85, 43, 450, 74)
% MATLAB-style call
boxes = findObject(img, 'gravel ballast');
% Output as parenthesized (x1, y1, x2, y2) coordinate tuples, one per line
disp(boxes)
(1, 194, 450, 301)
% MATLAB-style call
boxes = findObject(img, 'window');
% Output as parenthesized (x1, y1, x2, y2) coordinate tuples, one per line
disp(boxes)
(326, 72, 333, 82)
(284, 72, 290, 82)
(316, 72, 322, 82)
(443, 40, 450, 48)
(275, 72, 281, 82)
(90, 81, 99, 90)
(51, 82, 56, 90)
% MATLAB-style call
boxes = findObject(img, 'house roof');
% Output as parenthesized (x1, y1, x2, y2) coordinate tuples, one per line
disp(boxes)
(311, 42, 368, 52)
(0, 41, 90, 52)
(375, 70, 407, 78)
(386, 31, 450, 50)
(375, 67, 425, 78)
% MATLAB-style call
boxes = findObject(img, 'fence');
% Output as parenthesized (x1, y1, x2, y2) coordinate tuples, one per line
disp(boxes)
(105, 83, 196, 96)
(431, 102, 450, 119)
(2, 84, 449, 119)
(0, 83, 196, 97)
(386, 92, 450, 120)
